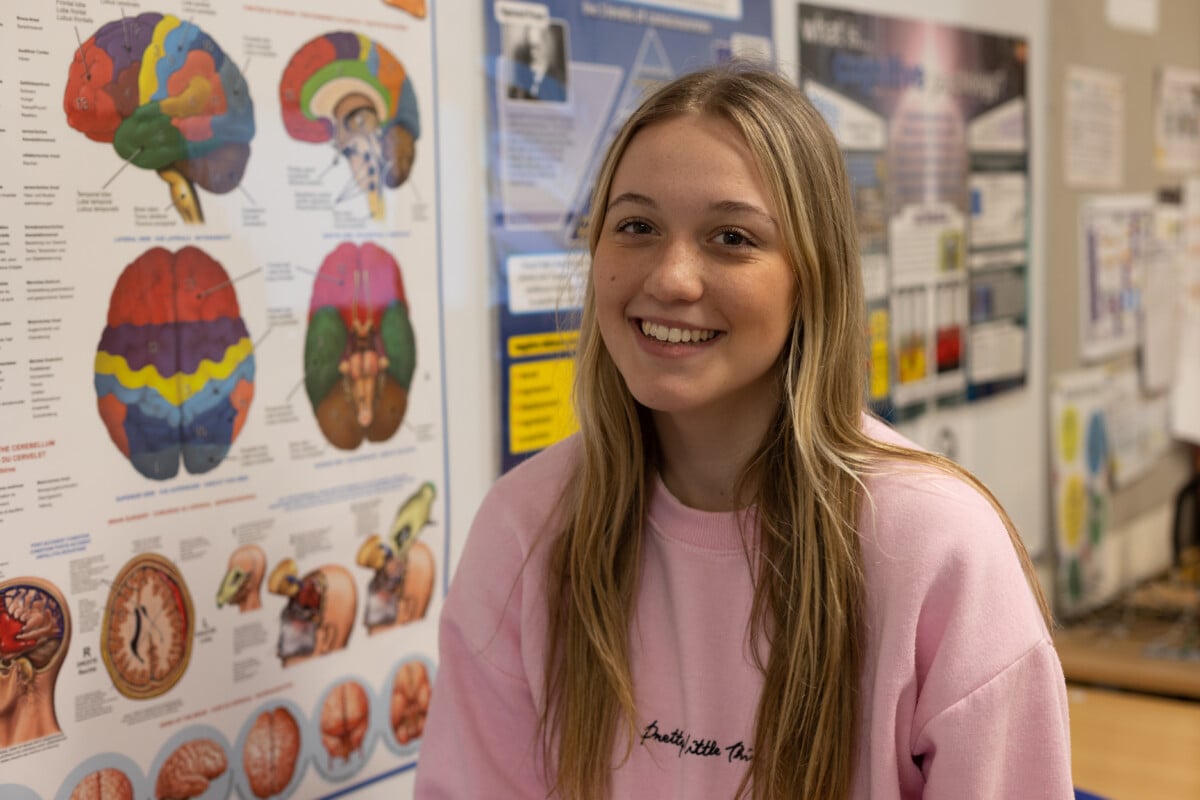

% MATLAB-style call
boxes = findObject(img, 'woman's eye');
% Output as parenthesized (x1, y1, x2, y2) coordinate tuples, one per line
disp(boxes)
(715, 229, 754, 247)
(616, 220, 653, 235)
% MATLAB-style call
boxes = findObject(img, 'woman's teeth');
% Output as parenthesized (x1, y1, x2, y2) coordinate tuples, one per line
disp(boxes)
(640, 320, 716, 343)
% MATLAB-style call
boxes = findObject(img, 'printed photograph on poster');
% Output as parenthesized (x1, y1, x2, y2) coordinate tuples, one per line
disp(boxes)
(1078, 194, 1154, 362)
(487, 0, 774, 471)
(0, 2, 449, 797)
(1154, 65, 1200, 173)
(798, 3, 1029, 417)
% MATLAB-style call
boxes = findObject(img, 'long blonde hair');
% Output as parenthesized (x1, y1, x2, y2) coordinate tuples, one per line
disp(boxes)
(541, 61, 1050, 799)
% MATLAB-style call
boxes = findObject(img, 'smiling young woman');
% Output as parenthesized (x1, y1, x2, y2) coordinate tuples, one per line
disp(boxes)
(415, 62, 1072, 800)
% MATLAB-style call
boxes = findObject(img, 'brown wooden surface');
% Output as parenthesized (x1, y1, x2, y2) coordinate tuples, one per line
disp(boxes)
(1069, 685, 1200, 800)
(1054, 620, 1200, 700)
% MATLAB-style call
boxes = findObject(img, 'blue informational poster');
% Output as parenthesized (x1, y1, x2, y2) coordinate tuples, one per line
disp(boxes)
(486, 0, 774, 472)
(799, 4, 1031, 420)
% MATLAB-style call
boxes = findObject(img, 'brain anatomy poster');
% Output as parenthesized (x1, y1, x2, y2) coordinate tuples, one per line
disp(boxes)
(0, 1, 444, 797)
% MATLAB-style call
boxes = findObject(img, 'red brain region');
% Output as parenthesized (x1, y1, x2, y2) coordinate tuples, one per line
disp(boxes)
(0, 584, 66, 669)
(243, 707, 301, 798)
(68, 768, 134, 800)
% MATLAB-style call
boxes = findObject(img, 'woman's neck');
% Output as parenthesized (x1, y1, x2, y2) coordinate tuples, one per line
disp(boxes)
(651, 407, 772, 512)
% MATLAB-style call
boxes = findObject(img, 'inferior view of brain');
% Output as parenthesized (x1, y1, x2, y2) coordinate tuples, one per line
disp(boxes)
(319, 680, 370, 762)
(63, 13, 255, 223)
(243, 707, 302, 798)
(156, 738, 228, 800)
(390, 660, 430, 745)
(304, 242, 415, 450)
(95, 246, 255, 480)
(68, 768, 134, 800)
(280, 32, 419, 219)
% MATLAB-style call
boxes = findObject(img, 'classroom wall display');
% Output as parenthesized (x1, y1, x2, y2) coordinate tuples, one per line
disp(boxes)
(0, 2, 447, 796)
(798, 4, 1031, 421)
(485, 0, 774, 472)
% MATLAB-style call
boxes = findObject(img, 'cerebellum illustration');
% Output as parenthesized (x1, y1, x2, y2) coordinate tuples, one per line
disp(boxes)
(155, 738, 227, 800)
(95, 246, 255, 481)
(268, 560, 356, 667)
(318, 679, 370, 766)
(101, 554, 194, 700)
(63, 13, 255, 223)
(280, 32, 419, 219)
(0, 578, 71, 748)
(304, 242, 415, 450)
(242, 707, 302, 798)
(356, 482, 435, 632)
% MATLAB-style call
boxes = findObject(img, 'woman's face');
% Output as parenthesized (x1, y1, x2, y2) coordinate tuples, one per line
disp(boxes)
(592, 114, 798, 428)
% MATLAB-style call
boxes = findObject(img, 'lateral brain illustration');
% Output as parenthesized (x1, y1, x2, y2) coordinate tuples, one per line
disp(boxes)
(64, 13, 255, 223)
(95, 247, 255, 481)
(280, 32, 419, 219)
(305, 242, 415, 450)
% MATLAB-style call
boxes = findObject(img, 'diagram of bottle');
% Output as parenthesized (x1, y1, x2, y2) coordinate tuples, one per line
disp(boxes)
(267, 560, 356, 667)
(356, 482, 436, 633)
(280, 32, 420, 220)
(95, 246, 256, 481)
(101, 553, 195, 700)
(216, 544, 266, 613)
(0, 577, 71, 749)
(63, 13, 255, 224)
(304, 242, 416, 450)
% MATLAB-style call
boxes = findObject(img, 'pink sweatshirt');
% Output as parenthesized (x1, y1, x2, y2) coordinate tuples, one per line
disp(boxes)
(415, 417, 1073, 798)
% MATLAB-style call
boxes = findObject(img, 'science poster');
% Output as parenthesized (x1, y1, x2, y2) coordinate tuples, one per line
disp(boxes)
(486, 0, 774, 472)
(798, 4, 1030, 420)
(0, 1, 445, 797)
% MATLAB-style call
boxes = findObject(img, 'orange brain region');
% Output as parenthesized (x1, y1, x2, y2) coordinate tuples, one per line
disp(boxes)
(102, 554, 194, 699)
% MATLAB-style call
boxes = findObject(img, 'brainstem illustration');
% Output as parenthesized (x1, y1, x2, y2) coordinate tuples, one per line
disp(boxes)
(304, 242, 415, 450)
(95, 246, 255, 480)
(280, 32, 419, 219)
(64, 13, 255, 223)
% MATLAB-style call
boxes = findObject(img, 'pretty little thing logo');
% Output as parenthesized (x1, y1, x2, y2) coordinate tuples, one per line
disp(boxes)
(639, 720, 753, 764)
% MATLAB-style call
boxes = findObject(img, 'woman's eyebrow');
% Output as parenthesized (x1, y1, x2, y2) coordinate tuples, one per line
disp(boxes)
(709, 199, 778, 228)
(606, 192, 656, 213)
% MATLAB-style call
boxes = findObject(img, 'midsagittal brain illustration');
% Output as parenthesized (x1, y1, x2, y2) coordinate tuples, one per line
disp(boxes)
(280, 31, 420, 219)
(95, 246, 255, 481)
(64, 13, 255, 223)
(304, 242, 416, 450)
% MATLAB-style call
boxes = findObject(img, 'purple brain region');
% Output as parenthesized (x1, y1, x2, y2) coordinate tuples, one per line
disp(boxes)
(95, 247, 255, 481)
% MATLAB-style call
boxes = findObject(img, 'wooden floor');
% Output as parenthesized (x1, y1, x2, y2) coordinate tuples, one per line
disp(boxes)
(1069, 685, 1200, 800)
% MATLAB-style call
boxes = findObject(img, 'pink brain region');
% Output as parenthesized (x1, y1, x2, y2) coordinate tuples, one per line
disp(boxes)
(64, 13, 255, 223)
(280, 32, 419, 219)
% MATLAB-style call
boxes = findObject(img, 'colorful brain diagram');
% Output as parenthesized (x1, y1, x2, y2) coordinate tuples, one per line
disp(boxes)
(64, 13, 255, 223)
(0, 578, 70, 748)
(95, 247, 255, 481)
(304, 243, 415, 450)
(280, 32, 420, 219)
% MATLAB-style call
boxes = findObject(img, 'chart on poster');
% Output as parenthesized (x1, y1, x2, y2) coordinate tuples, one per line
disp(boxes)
(0, 2, 445, 797)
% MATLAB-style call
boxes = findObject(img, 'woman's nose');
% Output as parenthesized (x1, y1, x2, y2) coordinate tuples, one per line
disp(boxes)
(643, 237, 704, 303)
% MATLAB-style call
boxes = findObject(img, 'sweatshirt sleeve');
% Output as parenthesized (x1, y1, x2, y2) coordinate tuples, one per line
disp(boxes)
(913, 638, 1073, 799)
(413, 481, 550, 799)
